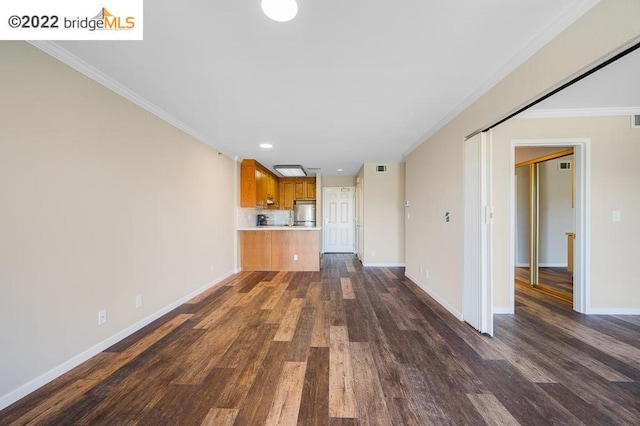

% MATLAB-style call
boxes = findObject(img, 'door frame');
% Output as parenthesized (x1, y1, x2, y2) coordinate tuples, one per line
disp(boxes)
(510, 138, 590, 313)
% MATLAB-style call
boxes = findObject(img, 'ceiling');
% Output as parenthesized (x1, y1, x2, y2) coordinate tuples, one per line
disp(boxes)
(527, 45, 640, 113)
(46, 0, 599, 176)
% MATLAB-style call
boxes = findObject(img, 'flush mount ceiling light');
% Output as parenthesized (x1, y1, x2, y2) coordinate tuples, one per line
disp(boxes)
(261, 0, 298, 22)
(259, 143, 273, 149)
(274, 165, 307, 177)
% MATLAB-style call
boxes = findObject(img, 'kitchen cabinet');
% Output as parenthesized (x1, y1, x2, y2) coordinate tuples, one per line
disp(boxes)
(239, 231, 271, 271)
(240, 159, 279, 208)
(279, 177, 316, 209)
(280, 181, 294, 210)
(239, 229, 320, 271)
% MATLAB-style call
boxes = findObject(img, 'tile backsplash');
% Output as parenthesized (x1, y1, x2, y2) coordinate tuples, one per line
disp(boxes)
(237, 208, 293, 228)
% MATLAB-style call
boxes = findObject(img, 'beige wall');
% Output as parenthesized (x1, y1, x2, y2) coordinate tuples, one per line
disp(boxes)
(359, 163, 405, 265)
(405, 0, 640, 316)
(322, 175, 356, 187)
(492, 116, 640, 310)
(0, 42, 237, 403)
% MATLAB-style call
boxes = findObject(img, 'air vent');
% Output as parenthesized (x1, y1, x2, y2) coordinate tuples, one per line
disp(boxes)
(558, 161, 572, 171)
(632, 115, 640, 128)
(375, 165, 388, 173)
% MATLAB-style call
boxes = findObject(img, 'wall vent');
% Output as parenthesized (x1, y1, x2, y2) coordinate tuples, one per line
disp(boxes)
(375, 165, 388, 173)
(558, 160, 572, 171)
(632, 115, 640, 128)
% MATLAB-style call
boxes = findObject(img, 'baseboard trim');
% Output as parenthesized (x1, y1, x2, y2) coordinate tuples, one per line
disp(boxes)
(0, 270, 236, 411)
(405, 273, 463, 321)
(586, 307, 640, 315)
(362, 262, 406, 267)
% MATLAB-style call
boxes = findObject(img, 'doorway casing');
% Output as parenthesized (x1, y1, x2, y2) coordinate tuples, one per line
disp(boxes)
(509, 138, 590, 313)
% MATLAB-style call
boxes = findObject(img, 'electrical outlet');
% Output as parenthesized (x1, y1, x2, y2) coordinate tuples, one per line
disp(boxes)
(98, 309, 107, 325)
(293, 254, 298, 261)
(425, 269, 430, 279)
(210, 264, 214, 272)
(371, 251, 376, 257)
(135, 295, 143, 308)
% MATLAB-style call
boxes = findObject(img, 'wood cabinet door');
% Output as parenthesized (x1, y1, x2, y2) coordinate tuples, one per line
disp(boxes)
(305, 181, 316, 200)
(294, 181, 304, 200)
(255, 168, 266, 207)
(280, 181, 294, 210)
(240, 161, 257, 207)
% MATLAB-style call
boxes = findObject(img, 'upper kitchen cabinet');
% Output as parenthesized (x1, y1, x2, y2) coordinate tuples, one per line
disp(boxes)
(240, 159, 279, 208)
(279, 177, 316, 210)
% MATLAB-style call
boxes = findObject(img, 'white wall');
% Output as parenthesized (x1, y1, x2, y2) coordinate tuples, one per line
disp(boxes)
(0, 42, 237, 407)
(539, 157, 574, 266)
(322, 176, 356, 187)
(359, 163, 405, 266)
(405, 0, 640, 318)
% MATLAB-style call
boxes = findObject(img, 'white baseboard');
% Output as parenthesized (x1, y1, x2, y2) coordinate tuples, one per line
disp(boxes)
(0, 270, 236, 411)
(493, 307, 515, 314)
(404, 273, 463, 321)
(586, 307, 640, 315)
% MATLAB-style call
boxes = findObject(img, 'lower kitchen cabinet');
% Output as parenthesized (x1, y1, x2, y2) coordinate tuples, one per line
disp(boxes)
(239, 230, 320, 271)
(239, 231, 271, 271)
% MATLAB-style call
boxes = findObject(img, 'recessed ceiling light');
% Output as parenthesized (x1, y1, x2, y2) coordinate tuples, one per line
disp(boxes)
(337, 169, 343, 172)
(259, 143, 273, 149)
(261, 0, 298, 22)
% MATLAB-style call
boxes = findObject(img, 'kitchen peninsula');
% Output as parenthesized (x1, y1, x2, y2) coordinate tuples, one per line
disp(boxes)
(238, 227, 321, 271)
(238, 159, 321, 272)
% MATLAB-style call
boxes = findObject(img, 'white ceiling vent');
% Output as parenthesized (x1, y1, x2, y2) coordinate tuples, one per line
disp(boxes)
(558, 160, 572, 171)
(632, 115, 640, 128)
(375, 165, 388, 173)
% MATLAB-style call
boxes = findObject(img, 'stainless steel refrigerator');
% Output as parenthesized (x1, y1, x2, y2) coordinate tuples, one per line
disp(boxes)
(293, 201, 316, 227)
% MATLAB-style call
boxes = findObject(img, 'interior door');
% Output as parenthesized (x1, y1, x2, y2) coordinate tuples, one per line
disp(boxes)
(463, 132, 493, 335)
(323, 187, 355, 253)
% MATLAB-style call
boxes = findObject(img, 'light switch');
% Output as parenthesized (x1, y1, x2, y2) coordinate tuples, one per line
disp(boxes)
(612, 211, 621, 222)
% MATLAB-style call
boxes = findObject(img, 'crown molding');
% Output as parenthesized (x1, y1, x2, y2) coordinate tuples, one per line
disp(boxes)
(403, 0, 600, 157)
(28, 41, 238, 161)
(518, 106, 640, 118)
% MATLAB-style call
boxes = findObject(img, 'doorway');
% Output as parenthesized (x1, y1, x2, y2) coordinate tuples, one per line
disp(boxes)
(510, 139, 590, 313)
(515, 148, 574, 303)
(323, 187, 355, 253)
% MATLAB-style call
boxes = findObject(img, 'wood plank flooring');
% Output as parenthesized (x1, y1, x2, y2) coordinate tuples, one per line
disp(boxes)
(2, 254, 639, 425)
(515, 266, 573, 302)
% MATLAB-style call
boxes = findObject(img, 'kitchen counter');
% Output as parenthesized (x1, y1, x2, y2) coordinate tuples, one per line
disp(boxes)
(237, 226, 322, 231)
(239, 227, 320, 271)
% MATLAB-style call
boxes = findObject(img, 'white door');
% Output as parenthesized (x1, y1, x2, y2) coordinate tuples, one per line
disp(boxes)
(463, 132, 493, 335)
(323, 187, 355, 253)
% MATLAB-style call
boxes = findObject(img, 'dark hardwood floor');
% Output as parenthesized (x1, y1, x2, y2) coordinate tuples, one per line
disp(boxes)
(2, 254, 639, 425)
(515, 266, 573, 302)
